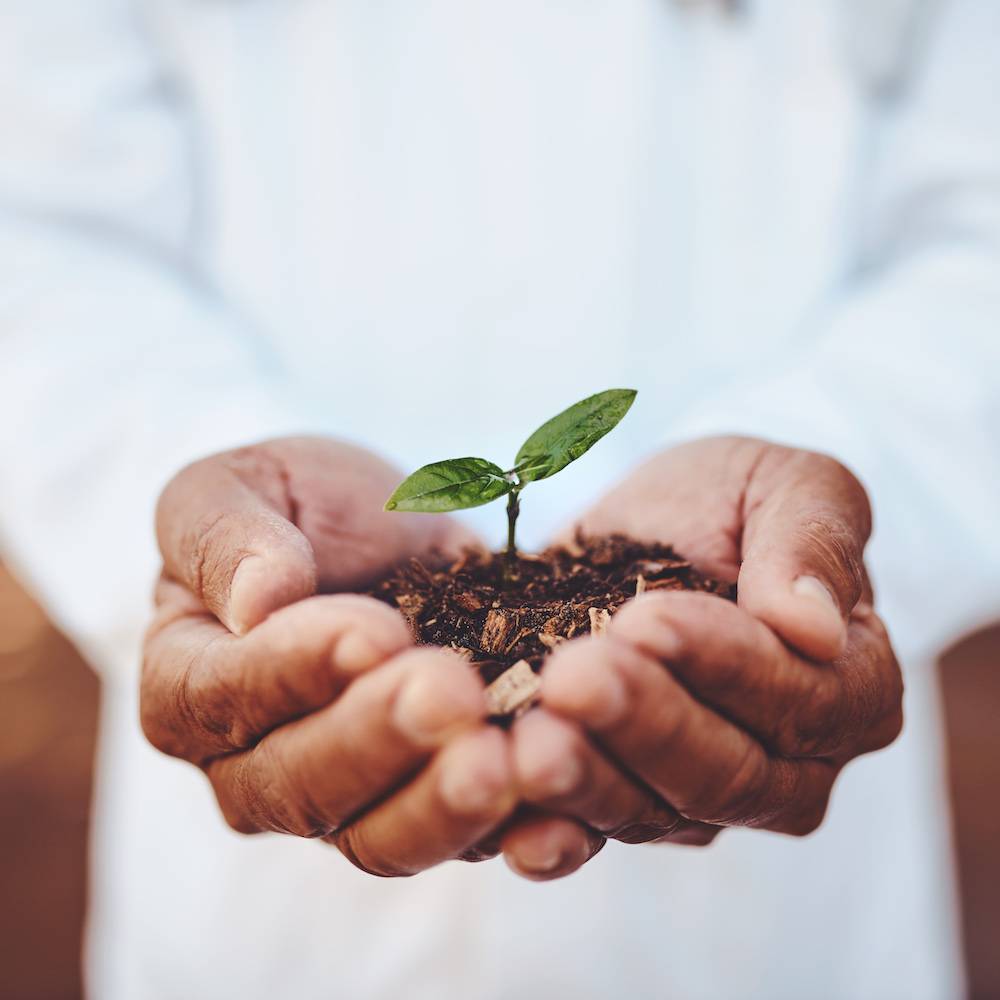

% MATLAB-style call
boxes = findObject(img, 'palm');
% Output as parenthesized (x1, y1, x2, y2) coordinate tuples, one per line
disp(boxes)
(563, 437, 763, 584)
(250, 437, 478, 592)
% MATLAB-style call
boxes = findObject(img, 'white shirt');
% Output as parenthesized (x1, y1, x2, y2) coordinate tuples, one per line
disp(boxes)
(2, 1, 999, 997)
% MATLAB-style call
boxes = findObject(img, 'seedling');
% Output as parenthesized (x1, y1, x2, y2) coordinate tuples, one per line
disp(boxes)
(384, 389, 637, 570)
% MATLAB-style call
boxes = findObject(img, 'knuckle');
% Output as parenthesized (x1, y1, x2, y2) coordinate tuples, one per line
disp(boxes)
(780, 674, 844, 757)
(248, 739, 332, 838)
(657, 823, 723, 847)
(782, 800, 830, 838)
(138, 693, 177, 758)
(139, 646, 223, 760)
(138, 698, 173, 757)
(866, 646, 905, 752)
(138, 652, 173, 755)
(612, 821, 678, 845)
(683, 742, 766, 824)
(881, 706, 904, 748)
(864, 704, 905, 754)
(767, 762, 835, 837)
(215, 750, 309, 838)
(332, 825, 411, 879)
(205, 759, 265, 835)
(607, 802, 685, 844)
(218, 805, 262, 836)
(791, 615, 904, 760)
(179, 657, 248, 753)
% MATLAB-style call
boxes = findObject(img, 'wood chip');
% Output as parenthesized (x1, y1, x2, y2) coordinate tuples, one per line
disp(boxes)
(588, 607, 612, 635)
(540, 615, 567, 634)
(484, 660, 541, 717)
(394, 592, 426, 619)
(448, 644, 474, 661)
(504, 627, 534, 655)
(635, 574, 646, 596)
(481, 608, 516, 655)
(453, 592, 484, 614)
(537, 632, 564, 651)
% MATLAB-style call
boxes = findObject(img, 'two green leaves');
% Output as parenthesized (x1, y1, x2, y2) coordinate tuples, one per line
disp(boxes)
(384, 389, 637, 513)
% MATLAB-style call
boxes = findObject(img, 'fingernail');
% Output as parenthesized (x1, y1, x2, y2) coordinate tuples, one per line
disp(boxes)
(792, 575, 847, 655)
(393, 669, 477, 744)
(228, 555, 268, 633)
(792, 575, 841, 617)
(335, 630, 388, 673)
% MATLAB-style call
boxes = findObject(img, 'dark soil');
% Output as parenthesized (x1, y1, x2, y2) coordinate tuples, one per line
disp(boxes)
(369, 533, 735, 722)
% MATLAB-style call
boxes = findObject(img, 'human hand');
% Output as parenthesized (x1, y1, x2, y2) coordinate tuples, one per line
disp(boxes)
(141, 436, 517, 876)
(502, 436, 903, 879)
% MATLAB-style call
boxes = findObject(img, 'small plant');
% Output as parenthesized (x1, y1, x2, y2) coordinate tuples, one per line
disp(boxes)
(384, 389, 637, 569)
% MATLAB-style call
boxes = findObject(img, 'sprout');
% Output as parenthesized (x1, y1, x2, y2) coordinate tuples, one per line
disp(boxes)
(384, 389, 637, 568)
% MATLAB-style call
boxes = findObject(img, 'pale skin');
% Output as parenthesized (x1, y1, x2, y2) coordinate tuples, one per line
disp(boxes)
(142, 435, 903, 880)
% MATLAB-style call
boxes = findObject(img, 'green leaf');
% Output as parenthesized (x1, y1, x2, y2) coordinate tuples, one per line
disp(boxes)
(514, 389, 637, 484)
(384, 457, 514, 513)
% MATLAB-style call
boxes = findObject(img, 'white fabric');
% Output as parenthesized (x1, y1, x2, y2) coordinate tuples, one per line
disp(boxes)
(2, 0, 998, 997)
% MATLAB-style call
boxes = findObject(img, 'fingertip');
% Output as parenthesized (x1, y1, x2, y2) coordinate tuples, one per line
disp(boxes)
(334, 630, 401, 674)
(392, 650, 486, 745)
(541, 639, 629, 729)
(791, 575, 848, 656)
(328, 597, 414, 673)
(438, 727, 516, 821)
(608, 591, 693, 659)
(511, 710, 586, 800)
(502, 816, 601, 882)
(743, 575, 847, 662)
(228, 546, 317, 634)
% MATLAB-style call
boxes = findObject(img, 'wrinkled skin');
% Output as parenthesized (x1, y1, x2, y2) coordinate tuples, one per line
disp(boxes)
(142, 435, 902, 880)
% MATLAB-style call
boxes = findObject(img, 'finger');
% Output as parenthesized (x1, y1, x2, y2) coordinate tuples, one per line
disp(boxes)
(142, 592, 414, 763)
(156, 445, 317, 634)
(512, 709, 706, 844)
(738, 449, 872, 661)
(205, 647, 487, 837)
(501, 813, 605, 882)
(542, 635, 838, 835)
(608, 591, 903, 760)
(328, 727, 517, 877)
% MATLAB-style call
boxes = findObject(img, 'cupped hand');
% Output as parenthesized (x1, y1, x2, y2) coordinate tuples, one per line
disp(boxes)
(141, 436, 517, 877)
(502, 436, 904, 879)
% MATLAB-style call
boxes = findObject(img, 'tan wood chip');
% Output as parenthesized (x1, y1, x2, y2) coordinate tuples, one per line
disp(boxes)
(588, 607, 612, 636)
(484, 660, 542, 717)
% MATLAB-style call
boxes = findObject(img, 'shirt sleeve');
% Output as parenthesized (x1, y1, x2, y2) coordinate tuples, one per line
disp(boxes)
(669, 0, 1000, 662)
(0, 0, 304, 679)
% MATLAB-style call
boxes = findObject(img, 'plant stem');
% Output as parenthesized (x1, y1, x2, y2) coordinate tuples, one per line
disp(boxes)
(505, 488, 521, 573)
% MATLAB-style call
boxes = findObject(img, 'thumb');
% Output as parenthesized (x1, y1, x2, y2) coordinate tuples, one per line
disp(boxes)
(737, 451, 872, 662)
(156, 446, 317, 635)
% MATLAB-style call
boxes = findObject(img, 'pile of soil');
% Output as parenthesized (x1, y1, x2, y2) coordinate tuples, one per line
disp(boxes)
(369, 533, 735, 723)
